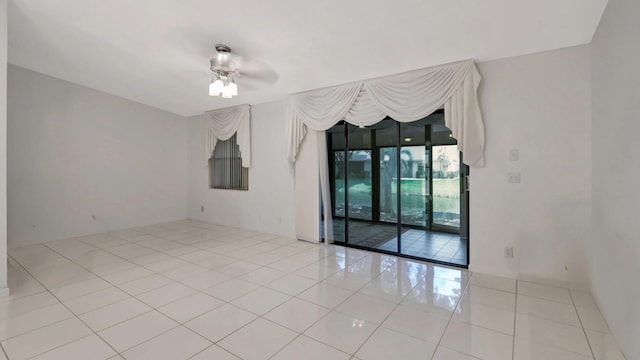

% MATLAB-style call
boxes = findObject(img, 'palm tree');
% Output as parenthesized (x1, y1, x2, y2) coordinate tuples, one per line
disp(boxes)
(437, 147, 450, 178)
(400, 149, 413, 178)
(380, 148, 396, 215)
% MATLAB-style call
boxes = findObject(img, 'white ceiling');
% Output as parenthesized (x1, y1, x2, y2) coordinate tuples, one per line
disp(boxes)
(8, 0, 608, 117)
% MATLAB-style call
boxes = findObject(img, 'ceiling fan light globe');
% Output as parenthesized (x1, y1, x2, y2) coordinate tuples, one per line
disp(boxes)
(228, 82, 238, 96)
(211, 79, 224, 93)
(221, 86, 234, 98)
(208, 84, 220, 96)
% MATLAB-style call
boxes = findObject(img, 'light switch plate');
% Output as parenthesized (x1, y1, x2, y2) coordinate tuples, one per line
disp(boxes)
(507, 172, 521, 183)
(504, 247, 514, 258)
(509, 149, 519, 161)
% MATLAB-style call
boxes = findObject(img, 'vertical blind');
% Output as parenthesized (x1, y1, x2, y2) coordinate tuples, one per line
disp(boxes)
(210, 134, 249, 190)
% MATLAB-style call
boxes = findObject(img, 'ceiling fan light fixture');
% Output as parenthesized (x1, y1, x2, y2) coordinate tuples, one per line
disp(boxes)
(228, 81, 238, 96)
(209, 73, 239, 98)
(209, 72, 238, 98)
(209, 77, 224, 96)
(221, 85, 234, 98)
(208, 44, 240, 98)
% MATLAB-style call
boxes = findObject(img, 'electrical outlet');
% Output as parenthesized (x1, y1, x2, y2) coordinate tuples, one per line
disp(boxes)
(504, 246, 514, 258)
(507, 172, 521, 184)
(509, 149, 519, 161)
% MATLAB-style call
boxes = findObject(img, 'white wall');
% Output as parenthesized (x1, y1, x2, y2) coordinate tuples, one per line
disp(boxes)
(472, 45, 592, 285)
(590, 0, 640, 358)
(294, 130, 320, 242)
(0, 0, 9, 294)
(188, 100, 295, 238)
(7, 66, 189, 248)
(187, 46, 592, 287)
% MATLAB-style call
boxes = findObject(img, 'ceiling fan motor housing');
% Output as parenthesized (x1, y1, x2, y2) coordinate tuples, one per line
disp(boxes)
(215, 44, 231, 53)
(210, 44, 237, 73)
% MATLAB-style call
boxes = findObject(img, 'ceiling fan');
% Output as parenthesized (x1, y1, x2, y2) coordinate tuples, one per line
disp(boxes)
(208, 44, 278, 98)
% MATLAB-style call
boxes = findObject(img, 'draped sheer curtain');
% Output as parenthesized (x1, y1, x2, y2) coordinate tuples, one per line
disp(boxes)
(286, 60, 484, 243)
(205, 104, 251, 168)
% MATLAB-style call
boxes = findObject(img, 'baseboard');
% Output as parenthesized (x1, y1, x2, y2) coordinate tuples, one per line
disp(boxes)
(296, 237, 321, 244)
(468, 263, 518, 280)
(468, 264, 591, 291)
(517, 274, 591, 291)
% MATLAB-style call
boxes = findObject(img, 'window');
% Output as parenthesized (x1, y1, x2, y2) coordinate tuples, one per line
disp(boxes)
(209, 134, 248, 190)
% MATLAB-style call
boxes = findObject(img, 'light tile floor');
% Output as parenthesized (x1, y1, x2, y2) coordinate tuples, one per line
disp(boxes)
(0, 220, 626, 360)
(378, 229, 466, 265)
(332, 221, 467, 265)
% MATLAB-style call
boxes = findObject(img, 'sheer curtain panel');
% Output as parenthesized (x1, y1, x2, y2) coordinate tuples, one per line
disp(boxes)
(205, 104, 251, 168)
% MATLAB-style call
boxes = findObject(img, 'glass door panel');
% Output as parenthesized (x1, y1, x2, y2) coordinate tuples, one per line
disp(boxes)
(378, 147, 397, 224)
(376, 119, 399, 226)
(399, 145, 428, 227)
(347, 124, 381, 248)
(399, 121, 429, 257)
(432, 145, 461, 230)
(346, 125, 372, 221)
(373, 119, 399, 252)
(346, 150, 372, 220)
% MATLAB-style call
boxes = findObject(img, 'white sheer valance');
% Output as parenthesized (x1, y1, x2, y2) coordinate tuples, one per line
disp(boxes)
(205, 104, 251, 168)
(287, 59, 484, 244)
(287, 59, 484, 167)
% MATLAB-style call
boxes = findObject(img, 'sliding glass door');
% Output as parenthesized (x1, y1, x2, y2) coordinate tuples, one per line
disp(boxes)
(328, 112, 469, 267)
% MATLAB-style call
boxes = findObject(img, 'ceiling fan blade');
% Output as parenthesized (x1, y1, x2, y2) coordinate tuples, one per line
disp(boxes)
(235, 76, 272, 91)
(237, 59, 278, 87)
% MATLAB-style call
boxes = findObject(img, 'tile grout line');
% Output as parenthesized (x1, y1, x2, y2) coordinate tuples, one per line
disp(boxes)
(516, 283, 602, 359)
(0, 342, 9, 360)
(154, 243, 333, 359)
(35, 237, 273, 358)
(570, 290, 597, 360)
(220, 255, 374, 359)
(37, 228, 318, 317)
(320, 257, 473, 358)
(6, 254, 124, 359)
(185, 342, 237, 360)
(429, 271, 473, 360)
(89, 232, 275, 358)
(265, 255, 403, 359)
(265, 334, 307, 360)
(186, 301, 310, 360)
(8, 224, 243, 358)
(16, 230, 225, 356)
(429, 285, 517, 338)
(306, 282, 397, 358)
(512, 279, 518, 360)
(269, 284, 370, 360)
(170, 232, 309, 360)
